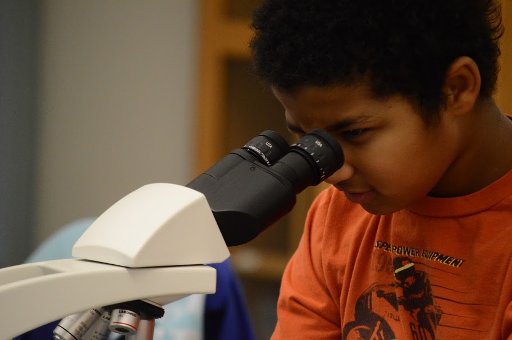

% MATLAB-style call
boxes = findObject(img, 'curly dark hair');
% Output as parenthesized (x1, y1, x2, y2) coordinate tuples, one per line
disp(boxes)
(250, 0, 504, 121)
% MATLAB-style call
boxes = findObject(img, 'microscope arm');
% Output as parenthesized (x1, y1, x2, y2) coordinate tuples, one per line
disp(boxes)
(0, 259, 215, 338)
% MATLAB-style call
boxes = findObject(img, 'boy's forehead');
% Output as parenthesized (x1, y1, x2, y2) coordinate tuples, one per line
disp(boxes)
(272, 84, 369, 104)
(272, 84, 383, 128)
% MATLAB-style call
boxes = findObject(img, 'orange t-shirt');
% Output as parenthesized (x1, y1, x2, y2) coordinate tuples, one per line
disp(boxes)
(273, 169, 512, 339)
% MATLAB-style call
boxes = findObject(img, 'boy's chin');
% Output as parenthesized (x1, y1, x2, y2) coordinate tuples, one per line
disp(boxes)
(359, 201, 402, 216)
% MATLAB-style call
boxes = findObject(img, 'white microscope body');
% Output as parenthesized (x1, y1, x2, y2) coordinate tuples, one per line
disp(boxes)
(0, 184, 229, 339)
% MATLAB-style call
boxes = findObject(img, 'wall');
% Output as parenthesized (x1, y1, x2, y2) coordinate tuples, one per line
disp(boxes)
(0, 0, 37, 267)
(33, 0, 199, 245)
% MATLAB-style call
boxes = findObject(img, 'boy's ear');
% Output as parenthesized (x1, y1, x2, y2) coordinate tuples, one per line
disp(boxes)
(442, 56, 481, 115)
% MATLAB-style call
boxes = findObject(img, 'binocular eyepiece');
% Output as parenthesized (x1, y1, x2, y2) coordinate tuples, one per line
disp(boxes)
(187, 129, 344, 246)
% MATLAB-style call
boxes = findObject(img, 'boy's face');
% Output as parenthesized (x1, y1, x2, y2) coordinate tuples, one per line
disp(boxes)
(272, 84, 460, 215)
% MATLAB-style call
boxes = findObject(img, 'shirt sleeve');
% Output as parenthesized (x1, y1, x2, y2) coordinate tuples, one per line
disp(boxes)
(271, 189, 341, 339)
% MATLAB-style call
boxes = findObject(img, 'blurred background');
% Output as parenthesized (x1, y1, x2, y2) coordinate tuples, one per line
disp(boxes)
(0, 1, 510, 339)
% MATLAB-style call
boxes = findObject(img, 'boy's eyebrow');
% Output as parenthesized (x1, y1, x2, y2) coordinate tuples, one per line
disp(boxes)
(286, 114, 373, 134)
(325, 118, 365, 132)
(325, 114, 375, 132)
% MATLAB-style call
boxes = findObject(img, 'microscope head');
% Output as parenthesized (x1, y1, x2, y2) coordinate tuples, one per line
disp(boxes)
(72, 183, 230, 268)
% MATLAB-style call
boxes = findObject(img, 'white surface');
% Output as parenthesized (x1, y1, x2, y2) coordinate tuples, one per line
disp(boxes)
(0, 259, 216, 339)
(72, 183, 230, 267)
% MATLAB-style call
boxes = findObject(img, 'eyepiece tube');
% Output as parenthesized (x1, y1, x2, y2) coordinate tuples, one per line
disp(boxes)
(187, 128, 343, 246)
(242, 130, 290, 166)
(271, 129, 344, 192)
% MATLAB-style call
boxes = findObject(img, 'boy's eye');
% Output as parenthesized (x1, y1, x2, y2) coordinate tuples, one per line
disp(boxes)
(342, 128, 367, 140)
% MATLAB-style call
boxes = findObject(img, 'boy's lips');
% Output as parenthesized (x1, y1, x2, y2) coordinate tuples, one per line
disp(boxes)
(343, 190, 375, 204)
(333, 184, 375, 204)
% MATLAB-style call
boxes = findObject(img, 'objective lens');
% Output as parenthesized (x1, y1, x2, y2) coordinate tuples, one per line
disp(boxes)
(125, 319, 155, 340)
(83, 310, 111, 340)
(53, 313, 80, 340)
(242, 130, 289, 166)
(53, 308, 102, 340)
(109, 309, 140, 334)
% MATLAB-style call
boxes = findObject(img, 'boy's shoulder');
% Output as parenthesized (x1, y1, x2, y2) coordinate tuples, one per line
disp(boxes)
(407, 167, 512, 218)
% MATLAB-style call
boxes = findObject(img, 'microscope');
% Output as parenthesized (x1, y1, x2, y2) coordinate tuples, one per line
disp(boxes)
(0, 129, 343, 339)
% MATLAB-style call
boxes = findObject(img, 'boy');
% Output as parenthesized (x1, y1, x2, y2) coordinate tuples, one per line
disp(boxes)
(250, 0, 512, 339)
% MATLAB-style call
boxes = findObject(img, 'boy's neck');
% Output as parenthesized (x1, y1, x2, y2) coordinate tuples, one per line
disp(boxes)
(429, 99, 512, 198)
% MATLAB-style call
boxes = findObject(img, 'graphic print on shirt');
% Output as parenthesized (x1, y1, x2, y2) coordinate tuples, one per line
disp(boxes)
(393, 257, 443, 339)
(342, 255, 442, 340)
(341, 240, 500, 339)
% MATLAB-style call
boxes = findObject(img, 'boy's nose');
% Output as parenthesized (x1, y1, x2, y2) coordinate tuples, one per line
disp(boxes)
(324, 162, 354, 185)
